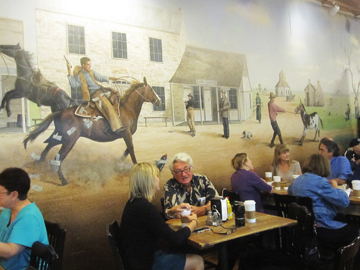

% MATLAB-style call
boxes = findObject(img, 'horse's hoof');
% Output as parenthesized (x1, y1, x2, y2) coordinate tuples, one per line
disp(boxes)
(61, 180, 68, 186)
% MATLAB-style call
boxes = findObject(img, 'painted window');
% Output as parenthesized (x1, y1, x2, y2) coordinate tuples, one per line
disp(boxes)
(68, 25, 85, 55)
(153, 86, 165, 111)
(229, 88, 238, 109)
(193, 86, 204, 109)
(149, 38, 163, 62)
(112, 32, 127, 59)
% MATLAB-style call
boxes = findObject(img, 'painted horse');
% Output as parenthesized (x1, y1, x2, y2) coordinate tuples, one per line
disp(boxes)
(294, 101, 323, 146)
(0, 43, 78, 117)
(23, 77, 161, 185)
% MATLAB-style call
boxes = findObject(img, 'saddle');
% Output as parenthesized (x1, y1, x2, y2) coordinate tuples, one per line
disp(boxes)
(74, 92, 120, 134)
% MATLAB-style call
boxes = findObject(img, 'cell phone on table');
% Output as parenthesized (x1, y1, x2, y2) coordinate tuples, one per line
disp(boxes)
(194, 226, 210, 233)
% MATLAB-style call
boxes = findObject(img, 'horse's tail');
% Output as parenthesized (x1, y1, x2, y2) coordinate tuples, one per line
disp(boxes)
(23, 111, 61, 149)
(319, 116, 324, 129)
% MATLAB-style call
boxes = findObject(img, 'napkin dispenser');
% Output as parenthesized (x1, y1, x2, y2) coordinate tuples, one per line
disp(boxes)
(211, 197, 228, 222)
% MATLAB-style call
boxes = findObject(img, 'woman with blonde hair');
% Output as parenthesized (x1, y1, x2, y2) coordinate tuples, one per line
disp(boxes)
(119, 162, 204, 270)
(231, 153, 273, 213)
(271, 144, 301, 183)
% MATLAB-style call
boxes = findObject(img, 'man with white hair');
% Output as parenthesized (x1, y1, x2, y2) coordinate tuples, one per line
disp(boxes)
(163, 153, 218, 219)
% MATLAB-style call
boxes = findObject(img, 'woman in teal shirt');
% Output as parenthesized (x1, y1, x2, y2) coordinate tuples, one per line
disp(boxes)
(0, 168, 48, 270)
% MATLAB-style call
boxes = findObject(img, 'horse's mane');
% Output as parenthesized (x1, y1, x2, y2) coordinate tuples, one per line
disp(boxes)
(120, 81, 145, 103)
(19, 50, 37, 72)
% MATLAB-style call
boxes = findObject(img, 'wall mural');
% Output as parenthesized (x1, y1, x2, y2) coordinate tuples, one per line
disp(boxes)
(0, 0, 360, 269)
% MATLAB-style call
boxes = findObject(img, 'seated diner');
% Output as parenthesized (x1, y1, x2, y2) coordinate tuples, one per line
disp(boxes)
(0, 167, 48, 270)
(288, 154, 359, 252)
(270, 144, 302, 184)
(231, 153, 273, 213)
(318, 138, 352, 185)
(119, 162, 204, 270)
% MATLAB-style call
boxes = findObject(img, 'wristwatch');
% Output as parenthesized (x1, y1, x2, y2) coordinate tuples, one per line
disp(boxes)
(165, 208, 175, 219)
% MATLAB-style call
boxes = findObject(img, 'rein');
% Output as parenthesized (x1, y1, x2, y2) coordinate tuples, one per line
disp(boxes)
(135, 86, 158, 105)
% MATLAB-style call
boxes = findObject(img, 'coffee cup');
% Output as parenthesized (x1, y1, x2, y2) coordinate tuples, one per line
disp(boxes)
(352, 180, 360, 197)
(265, 172, 272, 182)
(181, 209, 191, 227)
(273, 176, 281, 190)
(244, 200, 256, 223)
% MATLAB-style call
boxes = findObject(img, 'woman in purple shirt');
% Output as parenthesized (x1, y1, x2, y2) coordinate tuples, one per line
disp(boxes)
(231, 153, 273, 212)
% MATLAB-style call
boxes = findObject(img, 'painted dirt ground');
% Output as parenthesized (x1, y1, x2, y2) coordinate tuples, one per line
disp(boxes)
(0, 95, 355, 269)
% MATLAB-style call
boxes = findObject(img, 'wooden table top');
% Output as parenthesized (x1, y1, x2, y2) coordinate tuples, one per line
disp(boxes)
(167, 212, 297, 250)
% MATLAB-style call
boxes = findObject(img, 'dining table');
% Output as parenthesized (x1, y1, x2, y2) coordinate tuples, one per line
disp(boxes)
(167, 212, 297, 270)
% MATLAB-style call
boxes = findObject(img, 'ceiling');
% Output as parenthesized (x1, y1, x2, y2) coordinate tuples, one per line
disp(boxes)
(315, 0, 360, 17)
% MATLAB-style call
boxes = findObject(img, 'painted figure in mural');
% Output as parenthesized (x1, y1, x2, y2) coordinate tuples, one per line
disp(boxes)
(0, 168, 48, 270)
(23, 77, 161, 185)
(318, 138, 352, 185)
(345, 103, 350, 121)
(185, 93, 196, 137)
(67, 57, 126, 135)
(119, 162, 204, 270)
(355, 97, 359, 119)
(219, 90, 231, 139)
(256, 93, 261, 123)
(163, 153, 218, 219)
(268, 92, 285, 148)
(231, 153, 273, 213)
(288, 154, 359, 253)
(294, 101, 323, 146)
(0, 44, 78, 117)
(270, 144, 302, 184)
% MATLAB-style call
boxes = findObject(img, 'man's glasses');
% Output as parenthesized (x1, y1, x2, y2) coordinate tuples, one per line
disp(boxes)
(173, 167, 191, 175)
(210, 225, 237, 235)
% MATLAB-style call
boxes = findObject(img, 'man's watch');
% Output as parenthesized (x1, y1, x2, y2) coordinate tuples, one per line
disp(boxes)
(165, 208, 175, 219)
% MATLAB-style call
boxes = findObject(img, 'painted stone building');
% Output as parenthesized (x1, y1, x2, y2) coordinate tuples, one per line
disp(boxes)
(275, 70, 291, 97)
(304, 79, 324, 107)
(170, 46, 253, 123)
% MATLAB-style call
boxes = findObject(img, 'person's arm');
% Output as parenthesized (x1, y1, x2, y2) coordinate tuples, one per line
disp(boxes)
(330, 157, 352, 185)
(164, 181, 184, 219)
(320, 179, 350, 208)
(166, 203, 191, 219)
(68, 74, 81, 88)
(250, 171, 273, 194)
(223, 99, 231, 110)
(190, 202, 210, 217)
(92, 70, 110, 83)
(0, 242, 25, 259)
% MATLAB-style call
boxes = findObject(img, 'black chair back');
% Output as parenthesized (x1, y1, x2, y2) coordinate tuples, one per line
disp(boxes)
(333, 235, 360, 270)
(45, 221, 66, 270)
(287, 202, 320, 270)
(273, 193, 314, 218)
(221, 188, 240, 205)
(108, 220, 126, 270)
(29, 241, 58, 270)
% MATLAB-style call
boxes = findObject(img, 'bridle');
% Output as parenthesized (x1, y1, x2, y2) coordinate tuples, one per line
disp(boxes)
(135, 84, 160, 105)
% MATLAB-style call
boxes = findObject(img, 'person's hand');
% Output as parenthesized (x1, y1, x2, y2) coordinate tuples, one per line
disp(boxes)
(66, 62, 72, 75)
(182, 212, 198, 223)
(329, 179, 338, 188)
(190, 205, 207, 216)
(176, 203, 191, 213)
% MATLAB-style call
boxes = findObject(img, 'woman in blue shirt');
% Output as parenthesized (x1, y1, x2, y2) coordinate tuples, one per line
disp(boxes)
(288, 154, 359, 252)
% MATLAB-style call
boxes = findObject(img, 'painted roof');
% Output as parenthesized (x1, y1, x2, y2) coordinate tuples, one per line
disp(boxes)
(170, 46, 248, 87)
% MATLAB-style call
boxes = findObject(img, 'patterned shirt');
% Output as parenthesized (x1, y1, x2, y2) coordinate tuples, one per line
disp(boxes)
(163, 174, 218, 217)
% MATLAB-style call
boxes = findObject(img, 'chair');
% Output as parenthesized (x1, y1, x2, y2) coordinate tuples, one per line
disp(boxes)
(108, 220, 126, 270)
(45, 221, 66, 270)
(29, 241, 58, 270)
(221, 188, 240, 205)
(333, 235, 360, 270)
(273, 193, 314, 218)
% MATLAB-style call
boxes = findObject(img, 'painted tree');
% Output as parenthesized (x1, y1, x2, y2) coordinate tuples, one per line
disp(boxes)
(343, 41, 360, 119)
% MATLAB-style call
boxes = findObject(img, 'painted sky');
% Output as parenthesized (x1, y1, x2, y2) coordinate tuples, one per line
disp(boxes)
(128, 0, 360, 94)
